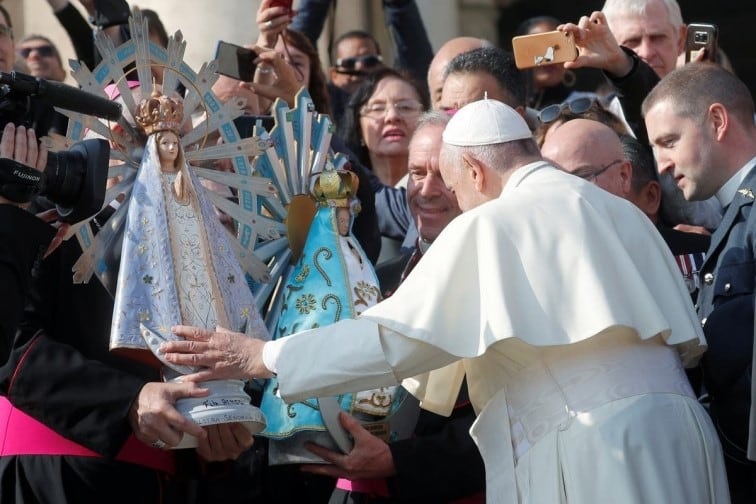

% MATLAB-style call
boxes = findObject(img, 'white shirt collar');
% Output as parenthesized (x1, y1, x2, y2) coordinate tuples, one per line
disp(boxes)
(716, 156, 756, 206)
(500, 160, 552, 198)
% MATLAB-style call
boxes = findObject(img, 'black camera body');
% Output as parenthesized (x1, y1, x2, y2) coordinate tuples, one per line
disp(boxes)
(0, 72, 117, 223)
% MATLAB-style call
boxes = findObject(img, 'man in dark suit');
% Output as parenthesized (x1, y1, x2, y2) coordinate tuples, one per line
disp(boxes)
(643, 62, 756, 503)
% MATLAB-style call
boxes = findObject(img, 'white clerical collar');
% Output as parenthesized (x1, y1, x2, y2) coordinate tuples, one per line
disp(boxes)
(500, 160, 551, 198)
(715, 156, 756, 207)
(418, 238, 432, 254)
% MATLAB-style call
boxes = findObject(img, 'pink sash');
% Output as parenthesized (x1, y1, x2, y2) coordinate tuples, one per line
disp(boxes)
(336, 477, 389, 496)
(0, 397, 175, 473)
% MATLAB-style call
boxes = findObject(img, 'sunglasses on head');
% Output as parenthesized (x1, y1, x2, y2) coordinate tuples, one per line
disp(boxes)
(537, 96, 595, 124)
(335, 54, 383, 71)
(18, 45, 55, 58)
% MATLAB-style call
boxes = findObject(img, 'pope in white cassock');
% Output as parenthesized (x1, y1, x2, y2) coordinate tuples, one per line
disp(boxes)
(163, 100, 730, 503)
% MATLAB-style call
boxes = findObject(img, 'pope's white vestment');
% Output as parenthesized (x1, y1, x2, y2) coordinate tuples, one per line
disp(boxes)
(268, 162, 729, 503)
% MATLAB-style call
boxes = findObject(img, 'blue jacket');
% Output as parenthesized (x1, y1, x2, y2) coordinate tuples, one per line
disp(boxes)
(698, 164, 756, 465)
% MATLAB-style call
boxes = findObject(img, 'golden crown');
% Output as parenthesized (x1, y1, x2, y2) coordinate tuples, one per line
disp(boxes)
(135, 90, 184, 135)
(311, 165, 359, 207)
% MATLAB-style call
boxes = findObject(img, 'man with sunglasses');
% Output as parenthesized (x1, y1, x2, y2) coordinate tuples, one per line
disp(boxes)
(329, 31, 385, 96)
(17, 35, 66, 82)
(0, 7, 65, 138)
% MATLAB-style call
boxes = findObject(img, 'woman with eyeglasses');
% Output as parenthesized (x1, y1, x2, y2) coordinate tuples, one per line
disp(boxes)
(338, 67, 429, 188)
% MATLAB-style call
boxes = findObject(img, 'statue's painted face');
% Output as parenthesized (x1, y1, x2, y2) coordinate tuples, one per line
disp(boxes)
(157, 131, 180, 168)
(336, 207, 351, 236)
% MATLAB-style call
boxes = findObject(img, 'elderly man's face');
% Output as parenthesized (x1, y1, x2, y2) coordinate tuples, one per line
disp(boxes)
(439, 145, 487, 212)
(606, 0, 684, 78)
(541, 118, 630, 198)
(0, 12, 13, 73)
(407, 124, 461, 242)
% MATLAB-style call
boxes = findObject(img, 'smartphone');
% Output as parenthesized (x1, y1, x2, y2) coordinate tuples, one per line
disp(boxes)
(685, 23, 718, 63)
(512, 31, 578, 70)
(215, 41, 258, 82)
(269, 0, 293, 14)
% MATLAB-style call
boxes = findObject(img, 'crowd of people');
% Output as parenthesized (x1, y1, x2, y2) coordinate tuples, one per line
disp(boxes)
(1, 0, 755, 502)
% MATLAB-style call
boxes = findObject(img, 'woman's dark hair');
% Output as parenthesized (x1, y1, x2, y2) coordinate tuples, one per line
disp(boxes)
(337, 67, 429, 168)
(140, 9, 169, 48)
(513, 16, 561, 39)
(282, 29, 331, 116)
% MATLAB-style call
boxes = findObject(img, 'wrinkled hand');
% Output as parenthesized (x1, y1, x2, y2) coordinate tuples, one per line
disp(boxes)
(161, 326, 273, 381)
(558, 11, 633, 77)
(0, 124, 48, 208)
(246, 47, 305, 109)
(129, 381, 209, 449)
(301, 412, 397, 480)
(256, 0, 294, 48)
(197, 423, 255, 462)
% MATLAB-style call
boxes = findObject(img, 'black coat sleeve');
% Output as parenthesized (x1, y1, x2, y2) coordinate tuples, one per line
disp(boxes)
(1, 220, 158, 458)
(0, 205, 54, 361)
(387, 399, 485, 502)
(605, 47, 660, 146)
(55, 2, 96, 70)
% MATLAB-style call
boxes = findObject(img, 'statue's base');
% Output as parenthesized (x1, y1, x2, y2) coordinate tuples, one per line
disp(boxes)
(172, 379, 266, 449)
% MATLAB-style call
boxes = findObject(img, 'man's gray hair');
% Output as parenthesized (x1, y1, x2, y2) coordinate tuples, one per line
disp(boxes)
(602, 0, 684, 31)
(442, 138, 540, 175)
(414, 110, 451, 133)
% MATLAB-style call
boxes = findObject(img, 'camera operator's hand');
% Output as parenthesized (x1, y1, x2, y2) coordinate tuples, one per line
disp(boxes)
(0, 124, 47, 208)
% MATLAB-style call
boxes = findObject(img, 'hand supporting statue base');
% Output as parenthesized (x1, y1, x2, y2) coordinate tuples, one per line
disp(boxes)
(170, 378, 266, 449)
(142, 324, 267, 449)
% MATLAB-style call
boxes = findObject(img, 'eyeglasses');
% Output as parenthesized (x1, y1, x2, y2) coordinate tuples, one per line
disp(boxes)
(0, 25, 12, 40)
(335, 54, 383, 71)
(18, 45, 55, 58)
(538, 96, 595, 124)
(573, 159, 623, 181)
(360, 100, 424, 120)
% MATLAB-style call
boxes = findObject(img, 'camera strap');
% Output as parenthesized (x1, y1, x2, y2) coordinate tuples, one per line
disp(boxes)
(0, 158, 43, 203)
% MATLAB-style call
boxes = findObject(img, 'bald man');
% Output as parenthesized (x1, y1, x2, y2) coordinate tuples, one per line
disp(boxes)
(541, 118, 632, 199)
(542, 117, 710, 300)
(426, 37, 490, 110)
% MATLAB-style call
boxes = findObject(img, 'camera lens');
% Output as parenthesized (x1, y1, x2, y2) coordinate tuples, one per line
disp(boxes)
(694, 32, 709, 43)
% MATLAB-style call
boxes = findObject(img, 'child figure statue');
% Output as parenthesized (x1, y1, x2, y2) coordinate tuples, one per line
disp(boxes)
(110, 90, 268, 447)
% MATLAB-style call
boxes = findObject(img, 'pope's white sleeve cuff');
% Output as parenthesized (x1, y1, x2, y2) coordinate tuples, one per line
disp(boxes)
(261, 338, 288, 374)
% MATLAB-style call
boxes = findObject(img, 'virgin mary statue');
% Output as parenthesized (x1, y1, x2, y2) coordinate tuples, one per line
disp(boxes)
(110, 90, 268, 445)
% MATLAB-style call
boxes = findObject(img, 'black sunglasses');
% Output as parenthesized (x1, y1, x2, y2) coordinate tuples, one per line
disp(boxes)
(538, 96, 595, 124)
(335, 54, 383, 71)
(18, 45, 55, 58)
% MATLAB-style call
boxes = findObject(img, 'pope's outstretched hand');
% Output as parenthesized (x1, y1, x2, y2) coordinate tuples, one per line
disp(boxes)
(161, 325, 274, 382)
